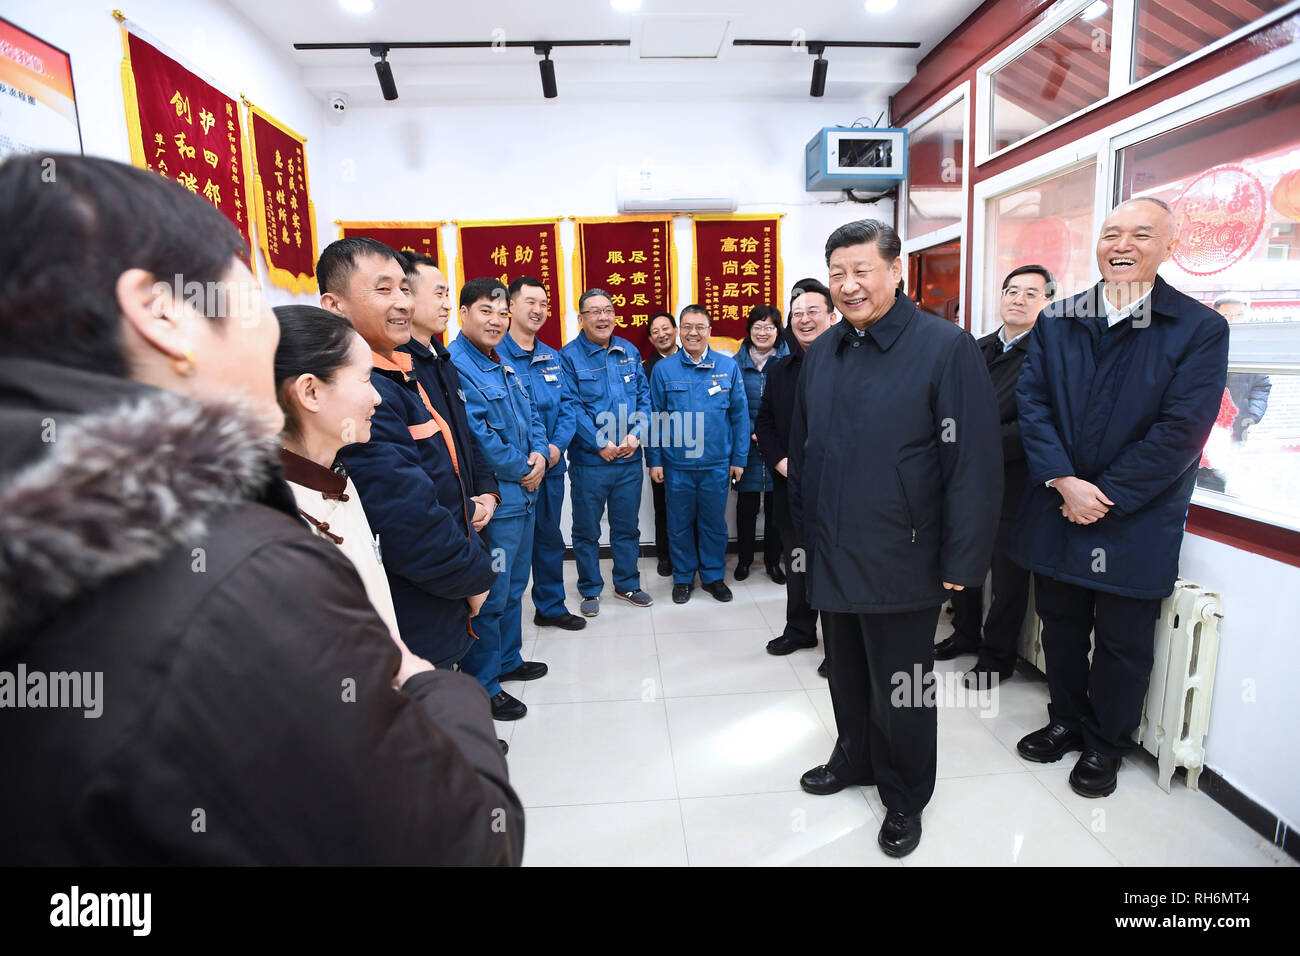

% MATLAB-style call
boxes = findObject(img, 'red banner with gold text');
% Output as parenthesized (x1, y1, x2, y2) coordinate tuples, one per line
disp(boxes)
(574, 216, 675, 360)
(692, 214, 783, 349)
(119, 24, 253, 266)
(338, 222, 445, 268)
(456, 219, 565, 349)
(246, 101, 317, 294)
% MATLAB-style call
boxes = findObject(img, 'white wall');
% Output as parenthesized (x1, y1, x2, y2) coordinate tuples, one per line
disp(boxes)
(5, 0, 330, 308)
(322, 97, 892, 549)
(1177, 533, 1300, 832)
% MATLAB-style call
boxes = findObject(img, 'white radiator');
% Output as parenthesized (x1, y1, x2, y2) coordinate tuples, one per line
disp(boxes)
(1017, 578, 1223, 792)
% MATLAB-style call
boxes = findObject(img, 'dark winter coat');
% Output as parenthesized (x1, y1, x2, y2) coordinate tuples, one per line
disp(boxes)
(732, 341, 789, 492)
(975, 328, 1032, 550)
(754, 345, 804, 530)
(788, 295, 1003, 613)
(0, 358, 522, 865)
(1010, 277, 1229, 598)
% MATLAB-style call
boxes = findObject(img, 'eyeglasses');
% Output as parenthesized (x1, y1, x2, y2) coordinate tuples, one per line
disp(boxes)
(581, 306, 616, 317)
(1001, 287, 1045, 301)
(679, 324, 710, 334)
(789, 308, 828, 319)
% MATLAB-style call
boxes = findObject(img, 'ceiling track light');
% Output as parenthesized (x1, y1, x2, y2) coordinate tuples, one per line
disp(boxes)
(809, 44, 827, 98)
(370, 45, 398, 101)
(536, 45, 557, 99)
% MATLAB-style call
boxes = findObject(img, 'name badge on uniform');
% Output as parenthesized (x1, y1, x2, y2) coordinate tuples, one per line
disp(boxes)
(708, 384, 722, 396)
(457, 388, 466, 402)
(544, 373, 558, 382)
(624, 373, 635, 383)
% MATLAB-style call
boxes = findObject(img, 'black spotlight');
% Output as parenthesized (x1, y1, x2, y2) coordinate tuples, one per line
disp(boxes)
(810, 46, 827, 98)
(371, 45, 398, 101)
(537, 45, 557, 99)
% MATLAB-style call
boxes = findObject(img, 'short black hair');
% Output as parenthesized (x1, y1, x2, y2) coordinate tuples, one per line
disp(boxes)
(460, 276, 508, 310)
(824, 219, 901, 265)
(508, 275, 546, 301)
(742, 305, 784, 351)
(578, 288, 613, 312)
(317, 237, 404, 296)
(679, 304, 710, 323)
(649, 311, 676, 328)
(272, 305, 361, 441)
(0, 152, 246, 378)
(1001, 264, 1057, 300)
(790, 279, 833, 313)
(400, 251, 441, 290)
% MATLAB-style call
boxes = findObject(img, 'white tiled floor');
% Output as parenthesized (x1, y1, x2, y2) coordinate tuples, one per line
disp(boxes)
(502, 557, 1293, 867)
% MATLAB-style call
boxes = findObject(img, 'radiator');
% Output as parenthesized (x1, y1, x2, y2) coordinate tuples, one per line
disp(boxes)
(1017, 578, 1223, 792)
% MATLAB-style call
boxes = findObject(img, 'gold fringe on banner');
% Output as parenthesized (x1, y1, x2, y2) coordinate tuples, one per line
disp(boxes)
(244, 98, 318, 294)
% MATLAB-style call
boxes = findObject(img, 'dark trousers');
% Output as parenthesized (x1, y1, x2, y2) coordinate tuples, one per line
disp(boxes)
(651, 475, 670, 564)
(777, 515, 820, 642)
(1034, 574, 1163, 757)
(949, 550, 1030, 671)
(823, 605, 941, 815)
(735, 490, 782, 569)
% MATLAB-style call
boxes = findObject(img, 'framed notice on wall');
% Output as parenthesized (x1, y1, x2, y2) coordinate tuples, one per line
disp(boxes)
(0, 16, 83, 161)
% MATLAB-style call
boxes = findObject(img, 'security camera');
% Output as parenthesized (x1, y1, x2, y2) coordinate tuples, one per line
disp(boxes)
(328, 92, 348, 113)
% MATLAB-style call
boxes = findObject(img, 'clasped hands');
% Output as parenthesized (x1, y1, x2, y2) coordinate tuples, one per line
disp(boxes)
(1052, 476, 1114, 525)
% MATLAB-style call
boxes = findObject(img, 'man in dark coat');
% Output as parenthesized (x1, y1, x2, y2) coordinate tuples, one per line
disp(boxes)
(755, 280, 837, 669)
(1010, 197, 1229, 799)
(788, 220, 1002, 858)
(935, 264, 1056, 685)
(319, 238, 496, 669)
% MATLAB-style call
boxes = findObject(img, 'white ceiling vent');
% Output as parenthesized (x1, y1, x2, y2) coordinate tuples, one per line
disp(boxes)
(638, 15, 731, 58)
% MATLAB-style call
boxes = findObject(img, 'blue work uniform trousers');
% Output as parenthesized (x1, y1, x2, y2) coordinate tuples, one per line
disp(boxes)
(569, 461, 643, 597)
(664, 464, 730, 586)
(460, 508, 535, 697)
(530, 470, 569, 618)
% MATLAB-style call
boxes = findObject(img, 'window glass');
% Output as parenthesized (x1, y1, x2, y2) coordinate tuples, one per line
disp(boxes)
(1117, 79, 1300, 527)
(991, 3, 1113, 153)
(1133, 0, 1288, 82)
(984, 161, 1097, 333)
(907, 98, 965, 238)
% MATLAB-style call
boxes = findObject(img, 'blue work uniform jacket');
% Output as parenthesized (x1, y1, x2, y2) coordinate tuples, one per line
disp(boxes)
(732, 340, 790, 492)
(500, 332, 576, 479)
(1010, 276, 1229, 598)
(339, 349, 497, 667)
(559, 331, 651, 468)
(646, 346, 749, 472)
(449, 334, 549, 519)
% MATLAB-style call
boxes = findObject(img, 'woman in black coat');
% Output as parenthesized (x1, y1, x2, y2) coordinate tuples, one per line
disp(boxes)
(0, 154, 522, 865)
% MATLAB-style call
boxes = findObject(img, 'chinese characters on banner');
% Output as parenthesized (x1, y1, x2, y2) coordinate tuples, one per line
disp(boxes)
(245, 101, 317, 294)
(573, 217, 675, 359)
(456, 219, 565, 349)
(338, 222, 444, 267)
(692, 215, 783, 346)
(118, 24, 253, 264)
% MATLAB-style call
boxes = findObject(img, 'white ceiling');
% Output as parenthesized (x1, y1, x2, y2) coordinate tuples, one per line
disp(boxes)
(224, 0, 985, 106)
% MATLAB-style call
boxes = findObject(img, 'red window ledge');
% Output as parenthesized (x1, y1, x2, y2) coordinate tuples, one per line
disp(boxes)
(1188, 505, 1300, 569)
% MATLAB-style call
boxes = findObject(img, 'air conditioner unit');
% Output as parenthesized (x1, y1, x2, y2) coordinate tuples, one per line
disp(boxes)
(616, 165, 737, 213)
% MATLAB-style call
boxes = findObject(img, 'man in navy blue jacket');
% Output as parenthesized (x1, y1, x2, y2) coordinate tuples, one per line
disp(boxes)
(1010, 198, 1229, 799)
(318, 238, 495, 669)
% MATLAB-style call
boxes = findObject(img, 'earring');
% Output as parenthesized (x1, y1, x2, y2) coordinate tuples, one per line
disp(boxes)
(169, 348, 197, 377)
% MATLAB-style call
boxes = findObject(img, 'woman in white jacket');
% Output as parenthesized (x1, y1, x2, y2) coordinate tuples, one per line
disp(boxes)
(273, 304, 402, 640)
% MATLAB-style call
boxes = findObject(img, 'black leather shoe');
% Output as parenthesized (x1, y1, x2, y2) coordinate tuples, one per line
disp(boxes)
(534, 611, 586, 631)
(962, 659, 1013, 689)
(767, 566, 786, 585)
(878, 809, 922, 858)
(490, 690, 527, 721)
(701, 579, 733, 602)
(498, 738, 509, 756)
(500, 661, 548, 682)
(1016, 722, 1083, 763)
(672, 583, 692, 604)
(765, 632, 818, 655)
(817, 658, 829, 678)
(656, 558, 672, 578)
(734, 564, 750, 581)
(1069, 749, 1120, 798)
(933, 633, 980, 660)
(800, 764, 873, 795)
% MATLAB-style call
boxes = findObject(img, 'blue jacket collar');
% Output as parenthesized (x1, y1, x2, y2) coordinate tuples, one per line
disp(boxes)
(501, 332, 555, 364)
(452, 332, 508, 373)
(734, 339, 789, 371)
(681, 347, 715, 369)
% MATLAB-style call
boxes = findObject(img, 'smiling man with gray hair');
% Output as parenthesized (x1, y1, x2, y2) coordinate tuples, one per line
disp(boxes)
(1010, 196, 1229, 799)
